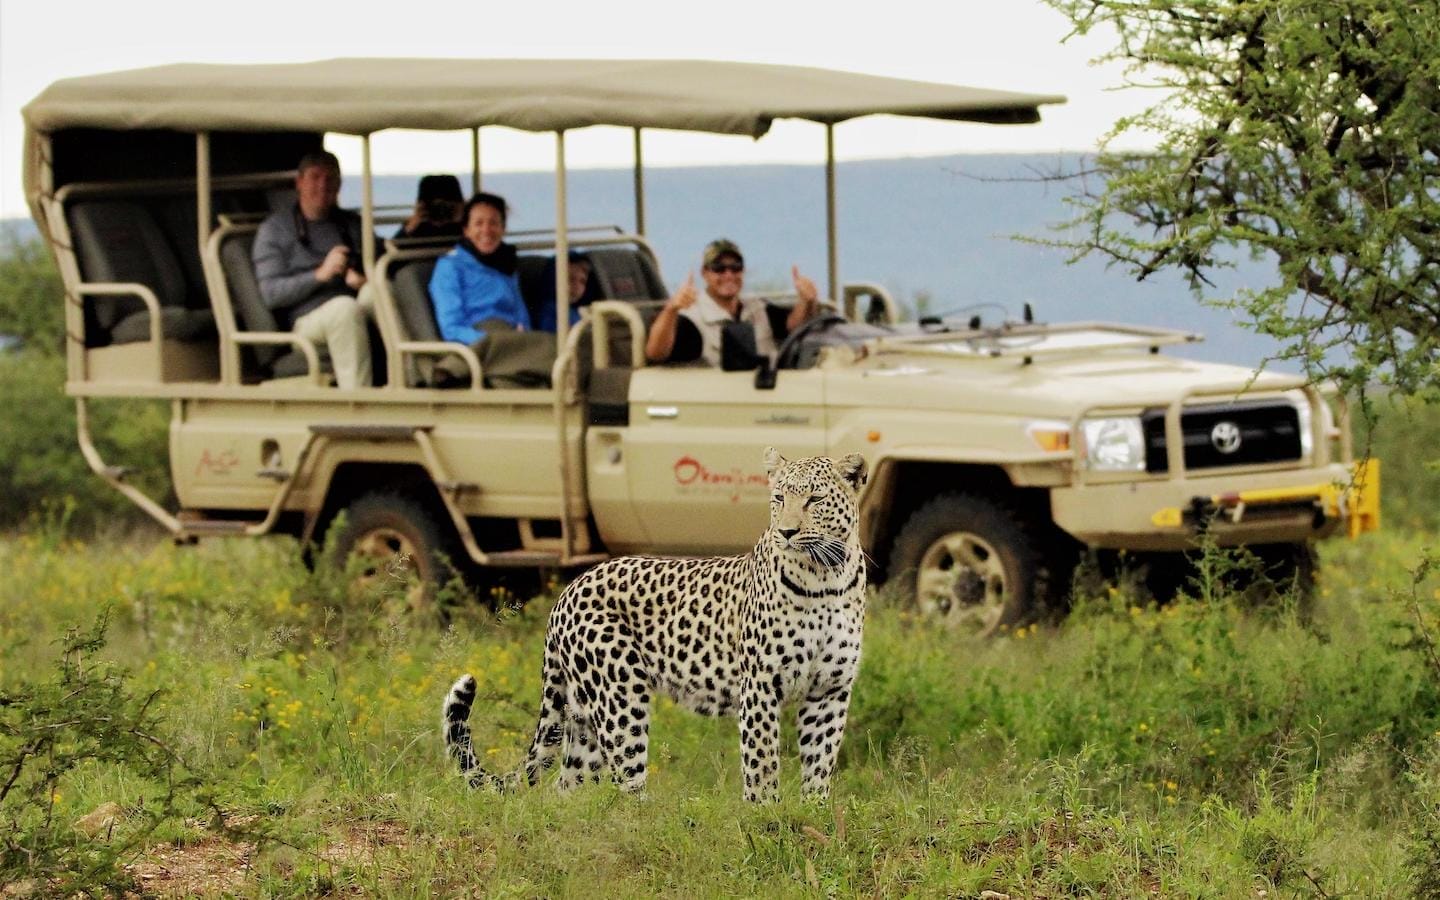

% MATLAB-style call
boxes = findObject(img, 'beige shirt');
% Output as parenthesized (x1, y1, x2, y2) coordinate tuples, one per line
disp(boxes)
(679, 292, 777, 367)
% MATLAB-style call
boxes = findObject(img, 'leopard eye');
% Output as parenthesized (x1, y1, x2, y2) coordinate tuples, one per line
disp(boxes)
(772, 493, 784, 504)
(804, 494, 822, 508)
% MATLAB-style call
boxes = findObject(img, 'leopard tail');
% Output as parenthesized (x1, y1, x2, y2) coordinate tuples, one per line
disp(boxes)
(442, 658, 566, 790)
(442, 674, 497, 788)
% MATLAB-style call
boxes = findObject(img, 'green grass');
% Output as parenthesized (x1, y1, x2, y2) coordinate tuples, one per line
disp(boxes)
(2, 530, 1440, 897)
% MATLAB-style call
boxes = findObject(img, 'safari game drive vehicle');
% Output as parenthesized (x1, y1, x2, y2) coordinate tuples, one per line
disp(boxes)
(21, 59, 1379, 629)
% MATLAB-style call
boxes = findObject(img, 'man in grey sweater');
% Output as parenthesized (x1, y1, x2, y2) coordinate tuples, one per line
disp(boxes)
(252, 151, 373, 388)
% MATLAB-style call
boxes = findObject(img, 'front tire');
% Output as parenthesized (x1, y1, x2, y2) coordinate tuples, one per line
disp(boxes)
(887, 493, 1055, 636)
(327, 491, 462, 620)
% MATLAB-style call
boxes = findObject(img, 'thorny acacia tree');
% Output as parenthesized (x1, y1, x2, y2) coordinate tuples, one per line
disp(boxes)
(1044, 0, 1440, 394)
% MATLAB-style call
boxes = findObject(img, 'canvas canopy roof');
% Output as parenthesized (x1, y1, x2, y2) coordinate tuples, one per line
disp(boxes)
(23, 57, 1065, 138)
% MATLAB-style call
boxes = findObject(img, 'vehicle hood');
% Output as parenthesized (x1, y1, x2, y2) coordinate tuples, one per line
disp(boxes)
(825, 348, 1304, 418)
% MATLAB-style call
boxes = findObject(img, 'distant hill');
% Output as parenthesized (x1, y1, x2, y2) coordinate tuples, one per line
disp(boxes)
(3, 154, 1289, 367)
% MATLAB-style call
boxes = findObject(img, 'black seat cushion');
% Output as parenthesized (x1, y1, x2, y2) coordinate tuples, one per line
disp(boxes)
(268, 346, 333, 380)
(109, 307, 217, 345)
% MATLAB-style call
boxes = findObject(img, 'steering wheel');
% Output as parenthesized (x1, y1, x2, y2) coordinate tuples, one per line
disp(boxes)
(774, 312, 848, 370)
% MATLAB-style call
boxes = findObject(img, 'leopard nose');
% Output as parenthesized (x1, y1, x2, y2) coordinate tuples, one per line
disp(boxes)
(778, 527, 799, 540)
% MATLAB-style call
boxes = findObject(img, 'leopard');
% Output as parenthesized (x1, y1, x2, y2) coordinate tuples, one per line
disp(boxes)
(442, 446, 868, 802)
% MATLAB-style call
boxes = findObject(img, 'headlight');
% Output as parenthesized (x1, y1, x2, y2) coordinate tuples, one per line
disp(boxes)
(1081, 417, 1146, 471)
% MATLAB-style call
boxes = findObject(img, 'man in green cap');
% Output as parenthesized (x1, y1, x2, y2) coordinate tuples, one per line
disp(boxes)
(645, 238, 821, 365)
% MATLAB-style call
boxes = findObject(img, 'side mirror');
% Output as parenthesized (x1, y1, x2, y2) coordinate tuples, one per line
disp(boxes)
(720, 321, 762, 372)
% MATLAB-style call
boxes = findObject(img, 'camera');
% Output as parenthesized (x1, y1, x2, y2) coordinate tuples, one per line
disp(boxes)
(426, 198, 459, 221)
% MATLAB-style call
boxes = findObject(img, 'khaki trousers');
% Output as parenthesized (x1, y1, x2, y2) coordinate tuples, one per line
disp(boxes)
(292, 285, 375, 389)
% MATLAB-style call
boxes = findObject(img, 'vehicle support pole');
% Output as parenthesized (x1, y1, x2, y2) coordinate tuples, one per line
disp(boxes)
(633, 127, 646, 236)
(471, 128, 481, 194)
(555, 130, 570, 348)
(825, 122, 838, 304)
(196, 131, 234, 383)
(361, 135, 375, 277)
(553, 128, 578, 562)
(195, 132, 212, 252)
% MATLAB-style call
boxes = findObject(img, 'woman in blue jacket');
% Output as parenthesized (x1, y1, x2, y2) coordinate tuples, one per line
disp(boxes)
(428, 192, 530, 344)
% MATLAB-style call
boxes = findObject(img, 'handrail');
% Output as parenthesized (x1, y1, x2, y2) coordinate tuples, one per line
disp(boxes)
(545, 303, 646, 562)
(873, 320, 1204, 360)
(215, 211, 271, 228)
(395, 340, 484, 392)
(72, 283, 165, 380)
(510, 231, 666, 270)
(508, 223, 626, 238)
(551, 318, 593, 558)
(586, 300, 647, 369)
(233, 333, 324, 386)
(53, 171, 294, 205)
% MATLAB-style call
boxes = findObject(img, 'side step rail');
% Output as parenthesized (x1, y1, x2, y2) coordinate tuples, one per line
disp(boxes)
(411, 427, 606, 568)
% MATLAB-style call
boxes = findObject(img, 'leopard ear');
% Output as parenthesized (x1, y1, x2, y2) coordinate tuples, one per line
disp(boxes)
(763, 446, 787, 478)
(834, 453, 867, 491)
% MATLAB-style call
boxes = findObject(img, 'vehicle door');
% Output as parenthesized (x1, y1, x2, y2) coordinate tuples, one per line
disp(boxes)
(618, 366, 826, 553)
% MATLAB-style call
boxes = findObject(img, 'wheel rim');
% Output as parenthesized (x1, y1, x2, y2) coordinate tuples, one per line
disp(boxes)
(348, 526, 429, 614)
(914, 530, 1008, 633)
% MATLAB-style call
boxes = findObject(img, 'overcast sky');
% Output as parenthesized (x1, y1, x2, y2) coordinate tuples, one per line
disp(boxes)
(0, 0, 1153, 219)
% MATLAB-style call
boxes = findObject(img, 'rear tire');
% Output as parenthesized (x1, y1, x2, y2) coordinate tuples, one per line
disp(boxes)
(327, 491, 463, 621)
(887, 493, 1057, 636)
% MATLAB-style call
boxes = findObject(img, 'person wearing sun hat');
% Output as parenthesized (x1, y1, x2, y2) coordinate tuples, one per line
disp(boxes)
(644, 238, 821, 366)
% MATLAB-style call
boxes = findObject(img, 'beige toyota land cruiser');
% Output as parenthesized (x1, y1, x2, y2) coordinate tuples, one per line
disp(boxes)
(22, 59, 1378, 631)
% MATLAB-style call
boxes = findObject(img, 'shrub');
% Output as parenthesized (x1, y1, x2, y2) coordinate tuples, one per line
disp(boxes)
(0, 611, 219, 894)
(0, 350, 170, 531)
(0, 228, 63, 354)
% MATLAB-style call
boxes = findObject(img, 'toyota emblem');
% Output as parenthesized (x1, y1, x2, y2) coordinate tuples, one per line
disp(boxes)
(1210, 421, 1242, 454)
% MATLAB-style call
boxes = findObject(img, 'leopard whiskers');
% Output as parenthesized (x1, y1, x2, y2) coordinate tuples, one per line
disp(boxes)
(803, 535, 853, 569)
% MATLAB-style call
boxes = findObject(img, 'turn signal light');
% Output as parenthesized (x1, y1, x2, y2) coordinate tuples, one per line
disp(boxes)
(1026, 422, 1071, 453)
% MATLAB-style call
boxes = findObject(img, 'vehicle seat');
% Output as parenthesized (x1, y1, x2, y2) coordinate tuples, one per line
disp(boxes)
(568, 247, 666, 375)
(217, 229, 331, 381)
(388, 257, 472, 386)
(67, 200, 216, 347)
(390, 258, 443, 344)
(517, 254, 550, 326)
(586, 247, 667, 301)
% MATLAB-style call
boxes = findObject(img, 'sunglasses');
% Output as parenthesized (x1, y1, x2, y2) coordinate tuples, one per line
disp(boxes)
(707, 262, 744, 274)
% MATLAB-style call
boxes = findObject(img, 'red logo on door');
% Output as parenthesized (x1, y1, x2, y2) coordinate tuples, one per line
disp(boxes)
(673, 455, 767, 503)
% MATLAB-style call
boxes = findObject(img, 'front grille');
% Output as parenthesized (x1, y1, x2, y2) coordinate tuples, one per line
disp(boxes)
(1142, 400, 1302, 473)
